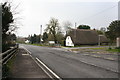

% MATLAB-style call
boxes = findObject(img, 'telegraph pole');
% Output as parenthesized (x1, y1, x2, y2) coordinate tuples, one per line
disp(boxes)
(74, 22, 77, 42)
(40, 25, 42, 35)
(75, 22, 77, 29)
(40, 25, 42, 44)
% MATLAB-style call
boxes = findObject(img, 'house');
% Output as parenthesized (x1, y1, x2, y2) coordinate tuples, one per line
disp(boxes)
(66, 29, 108, 46)
(49, 41, 55, 44)
(25, 40, 30, 43)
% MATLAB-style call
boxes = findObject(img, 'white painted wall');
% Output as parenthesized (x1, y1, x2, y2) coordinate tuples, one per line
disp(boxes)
(49, 41, 55, 44)
(25, 40, 30, 43)
(66, 36, 74, 47)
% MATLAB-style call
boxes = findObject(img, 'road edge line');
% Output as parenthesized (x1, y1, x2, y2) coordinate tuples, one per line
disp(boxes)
(22, 46, 62, 80)
(21, 46, 31, 54)
(36, 57, 62, 80)
(30, 55, 53, 79)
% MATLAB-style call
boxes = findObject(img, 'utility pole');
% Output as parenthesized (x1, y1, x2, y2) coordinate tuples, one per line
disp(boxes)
(40, 25, 42, 44)
(74, 22, 77, 42)
(75, 22, 77, 29)
(40, 25, 42, 35)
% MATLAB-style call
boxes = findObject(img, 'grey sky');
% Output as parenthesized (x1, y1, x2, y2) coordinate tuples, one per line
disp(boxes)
(10, 0, 119, 37)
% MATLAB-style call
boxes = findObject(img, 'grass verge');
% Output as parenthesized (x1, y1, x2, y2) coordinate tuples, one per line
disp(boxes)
(2, 54, 16, 79)
(107, 48, 120, 53)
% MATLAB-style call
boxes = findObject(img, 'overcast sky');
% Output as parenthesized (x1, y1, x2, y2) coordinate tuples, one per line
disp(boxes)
(8, 0, 119, 37)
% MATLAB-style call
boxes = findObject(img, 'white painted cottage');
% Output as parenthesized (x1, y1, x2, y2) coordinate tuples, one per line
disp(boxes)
(66, 36, 74, 47)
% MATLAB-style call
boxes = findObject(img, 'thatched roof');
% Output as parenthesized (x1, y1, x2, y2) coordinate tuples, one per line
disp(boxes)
(67, 29, 108, 45)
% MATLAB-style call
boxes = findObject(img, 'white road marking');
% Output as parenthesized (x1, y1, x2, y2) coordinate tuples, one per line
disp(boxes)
(21, 45, 62, 80)
(30, 55, 53, 79)
(36, 57, 62, 80)
(22, 54, 29, 56)
(21, 46, 31, 54)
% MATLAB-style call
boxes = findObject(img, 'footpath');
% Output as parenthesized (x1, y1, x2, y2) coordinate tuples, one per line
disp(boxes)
(8, 48, 50, 79)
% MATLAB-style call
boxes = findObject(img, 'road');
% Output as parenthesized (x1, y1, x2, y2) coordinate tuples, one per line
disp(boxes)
(20, 44, 118, 78)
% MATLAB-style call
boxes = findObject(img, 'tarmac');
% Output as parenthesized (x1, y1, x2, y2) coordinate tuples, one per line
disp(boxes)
(8, 48, 50, 79)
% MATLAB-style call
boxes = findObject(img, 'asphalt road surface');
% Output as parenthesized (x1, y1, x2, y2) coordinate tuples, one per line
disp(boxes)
(20, 44, 118, 78)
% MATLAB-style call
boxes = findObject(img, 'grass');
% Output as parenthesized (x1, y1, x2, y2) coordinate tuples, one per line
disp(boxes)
(27, 43, 62, 47)
(87, 47, 107, 50)
(107, 48, 120, 53)
(26, 43, 48, 47)
(61, 46, 74, 48)
(70, 49, 80, 51)
(2, 54, 16, 78)
(30, 43, 44, 46)
(70, 47, 106, 51)
(70, 47, 120, 55)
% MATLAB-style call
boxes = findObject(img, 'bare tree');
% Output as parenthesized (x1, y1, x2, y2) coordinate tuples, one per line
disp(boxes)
(63, 21, 72, 34)
(45, 18, 61, 43)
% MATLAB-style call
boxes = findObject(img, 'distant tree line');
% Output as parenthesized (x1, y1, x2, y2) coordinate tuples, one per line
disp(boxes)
(28, 34, 40, 44)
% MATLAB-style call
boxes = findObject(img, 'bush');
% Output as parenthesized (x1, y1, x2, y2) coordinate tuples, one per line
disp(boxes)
(108, 47, 112, 50)
(2, 64, 10, 78)
(115, 47, 120, 49)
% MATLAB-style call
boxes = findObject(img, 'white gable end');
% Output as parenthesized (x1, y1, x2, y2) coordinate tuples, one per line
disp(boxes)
(66, 36, 74, 47)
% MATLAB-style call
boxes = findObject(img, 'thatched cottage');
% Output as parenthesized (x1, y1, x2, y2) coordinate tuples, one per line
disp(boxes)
(66, 29, 108, 46)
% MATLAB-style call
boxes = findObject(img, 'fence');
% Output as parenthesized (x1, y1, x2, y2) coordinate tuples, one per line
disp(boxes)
(2, 44, 19, 65)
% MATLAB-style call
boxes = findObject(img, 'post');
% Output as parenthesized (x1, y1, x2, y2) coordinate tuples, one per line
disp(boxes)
(0, 8, 1, 53)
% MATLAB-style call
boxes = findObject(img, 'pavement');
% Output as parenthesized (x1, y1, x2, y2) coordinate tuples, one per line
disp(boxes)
(9, 48, 50, 79)
(20, 44, 119, 78)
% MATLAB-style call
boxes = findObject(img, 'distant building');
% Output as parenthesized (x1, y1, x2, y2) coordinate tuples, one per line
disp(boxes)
(49, 41, 55, 44)
(17, 37, 27, 43)
(25, 40, 30, 44)
(66, 29, 108, 46)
